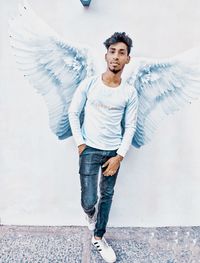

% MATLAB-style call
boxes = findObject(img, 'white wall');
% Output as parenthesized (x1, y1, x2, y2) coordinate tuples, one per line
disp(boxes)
(1, 0, 200, 227)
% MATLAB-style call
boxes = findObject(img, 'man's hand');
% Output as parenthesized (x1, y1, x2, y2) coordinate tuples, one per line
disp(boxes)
(78, 144, 87, 155)
(102, 154, 123, 176)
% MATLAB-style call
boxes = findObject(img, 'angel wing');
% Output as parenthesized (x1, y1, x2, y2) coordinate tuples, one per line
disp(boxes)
(9, 0, 96, 140)
(126, 47, 200, 148)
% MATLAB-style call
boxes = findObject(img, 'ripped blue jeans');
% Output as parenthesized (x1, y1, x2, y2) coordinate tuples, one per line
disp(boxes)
(79, 145, 120, 238)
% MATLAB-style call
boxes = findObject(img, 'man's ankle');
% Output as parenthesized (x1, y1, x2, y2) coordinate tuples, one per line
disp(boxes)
(94, 236, 102, 240)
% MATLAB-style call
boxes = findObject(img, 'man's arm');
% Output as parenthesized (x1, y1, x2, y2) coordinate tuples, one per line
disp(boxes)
(116, 89, 138, 158)
(68, 78, 90, 148)
(102, 89, 138, 176)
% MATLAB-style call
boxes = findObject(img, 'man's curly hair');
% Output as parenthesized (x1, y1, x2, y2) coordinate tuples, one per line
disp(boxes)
(103, 32, 133, 55)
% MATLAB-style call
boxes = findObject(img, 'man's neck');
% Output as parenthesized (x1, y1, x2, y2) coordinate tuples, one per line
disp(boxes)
(101, 71, 122, 87)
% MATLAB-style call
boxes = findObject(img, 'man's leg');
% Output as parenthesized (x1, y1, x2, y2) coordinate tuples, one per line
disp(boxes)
(94, 151, 120, 239)
(79, 147, 100, 217)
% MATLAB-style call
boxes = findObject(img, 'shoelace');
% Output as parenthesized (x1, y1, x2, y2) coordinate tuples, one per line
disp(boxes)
(102, 237, 109, 247)
(88, 211, 97, 223)
(88, 217, 95, 224)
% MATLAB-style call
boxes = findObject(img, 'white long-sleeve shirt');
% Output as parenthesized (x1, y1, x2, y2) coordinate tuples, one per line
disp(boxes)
(68, 75, 138, 157)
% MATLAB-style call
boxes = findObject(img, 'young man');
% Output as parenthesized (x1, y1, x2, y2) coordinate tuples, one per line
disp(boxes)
(68, 32, 138, 263)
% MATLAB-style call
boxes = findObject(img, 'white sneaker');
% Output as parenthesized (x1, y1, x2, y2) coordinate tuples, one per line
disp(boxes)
(91, 236, 117, 263)
(85, 209, 97, 231)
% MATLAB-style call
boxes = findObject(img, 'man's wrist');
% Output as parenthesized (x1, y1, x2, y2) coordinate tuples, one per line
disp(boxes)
(116, 154, 124, 162)
(78, 143, 86, 148)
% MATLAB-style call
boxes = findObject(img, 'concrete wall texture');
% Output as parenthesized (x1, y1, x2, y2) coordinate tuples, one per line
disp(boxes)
(1, 0, 200, 226)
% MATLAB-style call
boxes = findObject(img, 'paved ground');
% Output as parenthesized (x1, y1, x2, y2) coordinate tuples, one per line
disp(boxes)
(0, 225, 200, 262)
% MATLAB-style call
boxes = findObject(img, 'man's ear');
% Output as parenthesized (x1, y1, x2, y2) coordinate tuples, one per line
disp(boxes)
(105, 53, 107, 61)
(126, 55, 131, 64)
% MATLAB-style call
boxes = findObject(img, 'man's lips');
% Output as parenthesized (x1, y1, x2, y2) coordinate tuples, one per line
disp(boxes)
(111, 62, 120, 65)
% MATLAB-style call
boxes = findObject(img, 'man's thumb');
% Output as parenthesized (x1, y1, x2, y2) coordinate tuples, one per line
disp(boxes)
(102, 161, 109, 168)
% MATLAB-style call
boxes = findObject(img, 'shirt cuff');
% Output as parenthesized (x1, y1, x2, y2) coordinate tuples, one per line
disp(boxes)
(116, 149, 126, 158)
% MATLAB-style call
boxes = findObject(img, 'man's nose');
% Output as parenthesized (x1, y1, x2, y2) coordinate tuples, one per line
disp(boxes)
(113, 53, 119, 60)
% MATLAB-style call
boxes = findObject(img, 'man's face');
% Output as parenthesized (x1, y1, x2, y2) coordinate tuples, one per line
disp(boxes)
(105, 42, 130, 74)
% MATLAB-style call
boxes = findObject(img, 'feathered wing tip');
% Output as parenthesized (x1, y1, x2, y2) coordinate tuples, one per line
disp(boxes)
(9, 0, 59, 39)
(128, 47, 200, 148)
(9, 0, 97, 140)
(9, 0, 96, 78)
